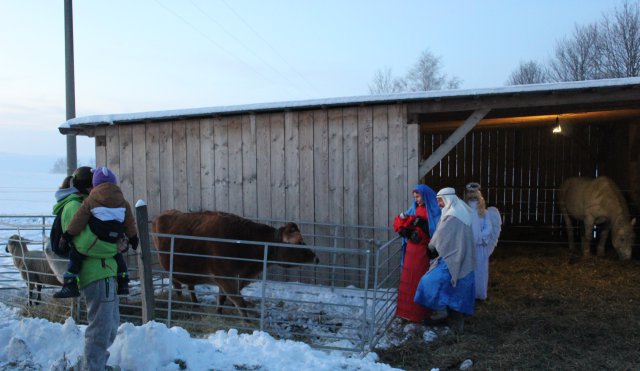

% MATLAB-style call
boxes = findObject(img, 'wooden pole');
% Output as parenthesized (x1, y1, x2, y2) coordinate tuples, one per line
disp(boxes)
(135, 200, 155, 323)
(418, 108, 490, 178)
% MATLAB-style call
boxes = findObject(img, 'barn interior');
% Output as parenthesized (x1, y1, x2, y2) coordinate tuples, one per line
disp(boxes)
(410, 87, 640, 250)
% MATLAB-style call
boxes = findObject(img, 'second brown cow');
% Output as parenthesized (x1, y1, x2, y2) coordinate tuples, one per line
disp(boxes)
(151, 209, 319, 318)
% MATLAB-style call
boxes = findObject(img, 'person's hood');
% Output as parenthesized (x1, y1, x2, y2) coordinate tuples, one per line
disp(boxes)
(52, 192, 85, 215)
(54, 187, 79, 202)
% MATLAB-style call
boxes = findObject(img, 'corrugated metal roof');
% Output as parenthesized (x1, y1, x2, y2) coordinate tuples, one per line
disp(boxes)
(59, 77, 640, 133)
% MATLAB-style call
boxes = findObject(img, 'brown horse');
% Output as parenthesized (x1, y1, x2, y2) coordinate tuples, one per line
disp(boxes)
(558, 176, 636, 260)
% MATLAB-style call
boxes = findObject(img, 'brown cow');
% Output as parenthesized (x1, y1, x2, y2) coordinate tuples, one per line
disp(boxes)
(151, 209, 319, 318)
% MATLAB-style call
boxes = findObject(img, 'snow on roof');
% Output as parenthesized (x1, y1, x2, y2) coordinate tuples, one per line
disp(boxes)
(60, 77, 640, 131)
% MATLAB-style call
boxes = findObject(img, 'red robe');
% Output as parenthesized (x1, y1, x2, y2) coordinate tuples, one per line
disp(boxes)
(394, 205, 431, 322)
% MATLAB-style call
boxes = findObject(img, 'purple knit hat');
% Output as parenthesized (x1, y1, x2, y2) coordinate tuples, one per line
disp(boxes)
(92, 166, 117, 187)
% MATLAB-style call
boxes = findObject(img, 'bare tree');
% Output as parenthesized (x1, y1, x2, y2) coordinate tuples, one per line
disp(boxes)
(369, 49, 461, 94)
(50, 158, 66, 174)
(507, 60, 550, 85)
(405, 49, 461, 91)
(600, 0, 640, 78)
(549, 23, 602, 81)
(369, 67, 405, 94)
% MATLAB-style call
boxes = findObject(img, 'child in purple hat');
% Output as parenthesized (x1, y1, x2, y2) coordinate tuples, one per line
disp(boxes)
(53, 166, 139, 298)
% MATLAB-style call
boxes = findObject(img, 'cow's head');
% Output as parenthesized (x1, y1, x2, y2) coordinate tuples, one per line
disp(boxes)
(274, 223, 319, 265)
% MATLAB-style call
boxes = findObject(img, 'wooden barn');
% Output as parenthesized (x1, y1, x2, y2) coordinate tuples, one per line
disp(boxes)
(60, 77, 640, 247)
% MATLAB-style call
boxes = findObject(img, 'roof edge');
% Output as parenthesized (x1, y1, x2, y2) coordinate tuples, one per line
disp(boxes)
(59, 77, 640, 134)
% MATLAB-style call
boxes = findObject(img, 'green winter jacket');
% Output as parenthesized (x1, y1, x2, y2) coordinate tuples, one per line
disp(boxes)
(53, 193, 118, 289)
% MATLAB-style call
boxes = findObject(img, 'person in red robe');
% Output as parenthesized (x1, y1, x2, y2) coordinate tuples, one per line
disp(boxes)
(393, 184, 441, 323)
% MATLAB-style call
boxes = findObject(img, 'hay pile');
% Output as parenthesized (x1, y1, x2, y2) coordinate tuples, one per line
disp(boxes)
(377, 243, 640, 370)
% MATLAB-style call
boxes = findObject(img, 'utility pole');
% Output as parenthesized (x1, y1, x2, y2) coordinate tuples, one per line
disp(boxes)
(65, 0, 77, 176)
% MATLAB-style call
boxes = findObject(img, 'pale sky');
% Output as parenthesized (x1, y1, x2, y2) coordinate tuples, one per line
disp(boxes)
(0, 0, 627, 159)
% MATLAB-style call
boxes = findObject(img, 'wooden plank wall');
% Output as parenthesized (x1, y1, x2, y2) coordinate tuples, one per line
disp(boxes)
(420, 123, 636, 241)
(99, 104, 414, 287)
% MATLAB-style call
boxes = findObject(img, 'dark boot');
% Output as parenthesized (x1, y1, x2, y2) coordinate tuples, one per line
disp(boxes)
(117, 274, 130, 296)
(447, 309, 465, 334)
(53, 275, 80, 299)
(423, 309, 448, 326)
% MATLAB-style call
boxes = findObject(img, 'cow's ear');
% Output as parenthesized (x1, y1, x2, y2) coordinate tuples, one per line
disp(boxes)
(285, 222, 300, 233)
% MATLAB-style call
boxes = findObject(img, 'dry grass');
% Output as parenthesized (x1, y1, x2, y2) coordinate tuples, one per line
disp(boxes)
(377, 243, 640, 370)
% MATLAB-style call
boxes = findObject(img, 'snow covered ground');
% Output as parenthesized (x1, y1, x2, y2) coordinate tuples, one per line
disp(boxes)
(0, 166, 437, 370)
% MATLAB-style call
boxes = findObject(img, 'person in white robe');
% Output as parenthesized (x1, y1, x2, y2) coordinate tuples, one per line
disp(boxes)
(464, 182, 502, 300)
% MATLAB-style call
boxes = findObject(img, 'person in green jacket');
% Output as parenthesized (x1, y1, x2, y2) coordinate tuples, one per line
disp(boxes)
(53, 166, 121, 371)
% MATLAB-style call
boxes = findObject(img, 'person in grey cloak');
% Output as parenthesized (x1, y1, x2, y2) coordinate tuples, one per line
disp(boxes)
(414, 187, 476, 333)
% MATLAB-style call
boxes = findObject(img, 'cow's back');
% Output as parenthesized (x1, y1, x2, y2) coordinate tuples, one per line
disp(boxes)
(152, 210, 274, 282)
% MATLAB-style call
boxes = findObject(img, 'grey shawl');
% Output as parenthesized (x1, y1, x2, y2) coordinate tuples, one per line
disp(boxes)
(428, 215, 476, 286)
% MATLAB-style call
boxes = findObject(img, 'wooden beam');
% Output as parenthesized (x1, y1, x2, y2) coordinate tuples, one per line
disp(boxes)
(418, 108, 490, 178)
(407, 89, 640, 115)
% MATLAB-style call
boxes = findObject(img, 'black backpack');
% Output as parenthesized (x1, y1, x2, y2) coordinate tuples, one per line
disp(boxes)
(50, 210, 69, 257)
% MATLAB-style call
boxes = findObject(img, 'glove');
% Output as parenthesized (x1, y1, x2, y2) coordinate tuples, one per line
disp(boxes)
(58, 232, 73, 253)
(427, 245, 439, 260)
(129, 235, 139, 250)
(409, 230, 422, 244)
(412, 217, 430, 236)
(398, 228, 412, 239)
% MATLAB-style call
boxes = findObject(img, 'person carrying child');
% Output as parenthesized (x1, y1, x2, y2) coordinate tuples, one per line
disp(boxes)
(53, 166, 139, 298)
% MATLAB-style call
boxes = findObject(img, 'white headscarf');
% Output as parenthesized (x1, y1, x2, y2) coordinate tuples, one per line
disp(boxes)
(437, 187, 472, 226)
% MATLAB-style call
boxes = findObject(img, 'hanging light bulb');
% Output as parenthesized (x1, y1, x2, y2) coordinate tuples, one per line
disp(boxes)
(552, 116, 562, 134)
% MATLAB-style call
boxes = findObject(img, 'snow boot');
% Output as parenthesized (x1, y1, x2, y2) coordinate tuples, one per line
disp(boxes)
(53, 274, 80, 299)
(447, 309, 465, 334)
(423, 309, 448, 326)
(117, 273, 130, 296)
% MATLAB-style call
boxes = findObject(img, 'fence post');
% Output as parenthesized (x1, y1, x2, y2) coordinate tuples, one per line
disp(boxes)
(135, 200, 155, 323)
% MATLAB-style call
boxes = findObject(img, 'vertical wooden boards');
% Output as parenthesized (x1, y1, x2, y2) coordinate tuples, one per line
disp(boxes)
(186, 121, 201, 212)
(284, 111, 300, 221)
(328, 108, 344, 226)
(284, 111, 301, 281)
(158, 122, 174, 212)
(342, 107, 359, 286)
(132, 124, 148, 209)
(256, 114, 271, 220)
(373, 106, 389, 241)
(214, 117, 229, 212)
(145, 123, 161, 219)
(357, 106, 374, 287)
(228, 116, 243, 215)
(313, 109, 330, 227)
(313, 109, 330, 285)
(117, 125, 135, 276)
(242, 115, 257, 218)
(172, 122, 187, 212)
(298, 111, 315, 244)
(270, 113, 286, 221)
(406, 123, 419, 206)
(94, 127, 106, 167)
(388, 104, 404, 222)
(328, 108, 345, 285)
(200, 118, 215, 212)
(105, 126, 120, 186)
(358, 107, 374, 228)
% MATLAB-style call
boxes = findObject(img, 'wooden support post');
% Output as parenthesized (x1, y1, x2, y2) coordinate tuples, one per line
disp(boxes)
(418, 108, 491, 178)
(135, 200, 155, 323)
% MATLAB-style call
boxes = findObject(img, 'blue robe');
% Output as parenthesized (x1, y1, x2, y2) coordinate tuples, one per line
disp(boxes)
(400, 184, 441, 266)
